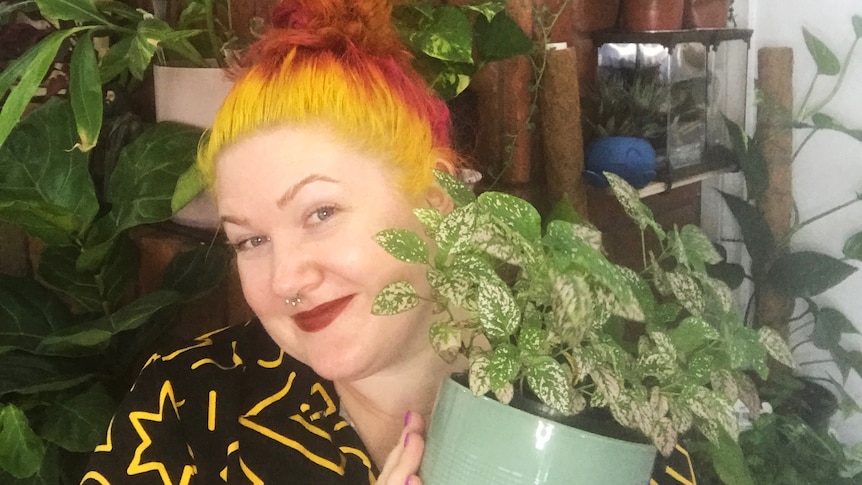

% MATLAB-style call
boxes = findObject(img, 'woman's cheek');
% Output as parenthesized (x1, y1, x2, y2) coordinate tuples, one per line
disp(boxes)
(237, 257, 274, 314)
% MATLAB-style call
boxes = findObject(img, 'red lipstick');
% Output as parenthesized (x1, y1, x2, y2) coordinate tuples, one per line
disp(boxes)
(293, 295, 355, 333)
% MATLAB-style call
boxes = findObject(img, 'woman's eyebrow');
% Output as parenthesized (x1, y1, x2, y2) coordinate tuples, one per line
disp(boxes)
(276, 174, 339, 208)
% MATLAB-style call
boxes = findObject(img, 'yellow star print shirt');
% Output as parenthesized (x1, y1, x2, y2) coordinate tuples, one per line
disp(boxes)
(80, 320, 376, 484)
(80, 318, 698, 485)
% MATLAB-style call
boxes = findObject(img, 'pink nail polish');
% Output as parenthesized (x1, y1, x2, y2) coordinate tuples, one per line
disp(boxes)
(405, 476, 413, 485)
(404, 410, 412, 426)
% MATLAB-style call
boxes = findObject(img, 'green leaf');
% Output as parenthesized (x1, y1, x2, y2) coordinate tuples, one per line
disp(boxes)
(546, 194, 585, 225)
(0, 29, 83, 149)
(719, 191, 774, 271)
(69, 32, 103, 152)
(679, 225, 721, 271)
(160, 243, 231, 300)
(664, 272, 705, 317)
(0, 404, 45, 479)
(707, 260, 746, 290)
(0, 98, 99, 245)
(727, 326, 768, 377)
(39, 384, 116, 452)
(35, 0, 109, 24)
(477, 191, 542, 242)
(486, 344, 520, 392)
(171, 165, 207, 214)
(412, 207, 443, 236)
(766, 251, 856, 297)
(434, 204, 478, 264)
(525, 356, 571, 414)
(99, 35, 133, 84)
(474, 10, 532, 62)
(429, 320, 461, 363)
(0, 275, 71, 355)
(372, 281, 419, 316)
(812, 307, 859, 350)
(854, 15, 862, 38)
(802, 27, 841, 76)
(722, 116, 768, 201)
(411, 6, 473, 64)
(757, 327, 796, 369)
(375, 229, 429, 264)
(0, 443, 59, 485)
(0, 352, 91, 397)
(700, 430, 756, 485)
(79, 121, 203, 269)
(433, 169, 476, 208)
(468, 353, 492, 396)
(477, 281, 519, 339)
(606, 172, 665, 238)
(844, 232, 862, 261)
(670, 316, 720, 354)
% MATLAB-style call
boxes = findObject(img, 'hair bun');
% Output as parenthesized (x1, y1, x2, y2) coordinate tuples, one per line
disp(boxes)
(268, 0, 406, 59)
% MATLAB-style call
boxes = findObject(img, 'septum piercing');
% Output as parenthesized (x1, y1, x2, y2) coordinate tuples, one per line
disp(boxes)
(286, 294, 302, 306)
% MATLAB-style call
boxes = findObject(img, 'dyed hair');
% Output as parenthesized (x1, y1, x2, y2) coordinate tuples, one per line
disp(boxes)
(198, 0, 457, 197)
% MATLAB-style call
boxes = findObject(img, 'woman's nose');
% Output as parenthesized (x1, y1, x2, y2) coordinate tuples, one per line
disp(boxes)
(270, 237, 322, 300)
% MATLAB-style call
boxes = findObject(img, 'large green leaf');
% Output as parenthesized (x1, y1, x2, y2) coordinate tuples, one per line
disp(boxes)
(79, 121, 203, 269)
(802, 28, 840, 76)
(766, 251, 856, 297)
(0, 443, 59, 485)
(812, 307, 858, 350)
(375, 229, 429, 264)
(474, 10, 532, 62)
(160, 243, 231, 300)
(69, 32, 103, 152)
(0, 276, 71, 355)
(478, 191, 542, 242)
(0, 352, 92, 397)
(35, 0, 109, 24)
(843, 231, 862, 261)
(39, 384, 116, 452)
(0, 99, 99, 245)
(718, 192, 774, 271)
(0, 405, 45, 479)
(722, 116, 768, 201)
(0, 29, 83, 152)
(411, 6, 473, 64)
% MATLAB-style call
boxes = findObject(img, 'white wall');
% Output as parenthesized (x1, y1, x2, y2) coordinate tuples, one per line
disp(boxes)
(704, 0, 862, 444)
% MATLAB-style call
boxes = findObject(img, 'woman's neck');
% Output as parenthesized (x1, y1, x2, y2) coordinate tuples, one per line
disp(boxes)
(333, 348, 462, 468)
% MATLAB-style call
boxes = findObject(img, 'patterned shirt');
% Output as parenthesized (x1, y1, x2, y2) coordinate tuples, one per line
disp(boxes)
(80, 319, 697, 484)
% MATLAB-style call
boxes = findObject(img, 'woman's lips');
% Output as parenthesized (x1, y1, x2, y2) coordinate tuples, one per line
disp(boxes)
(292, 295, 355, 333)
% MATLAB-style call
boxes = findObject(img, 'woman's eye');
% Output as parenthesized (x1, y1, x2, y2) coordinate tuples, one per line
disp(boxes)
(232, 235, 268, 251)
(310, 205, 337, 223)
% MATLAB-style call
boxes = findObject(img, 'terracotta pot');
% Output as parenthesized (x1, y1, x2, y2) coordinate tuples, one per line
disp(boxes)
(620, 0, 685, 31)
(574, 0, 621, 32)
(683, 0, 730, 29)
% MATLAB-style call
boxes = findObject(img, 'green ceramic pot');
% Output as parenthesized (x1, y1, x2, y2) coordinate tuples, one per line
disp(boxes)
(420, 377, 657, 485)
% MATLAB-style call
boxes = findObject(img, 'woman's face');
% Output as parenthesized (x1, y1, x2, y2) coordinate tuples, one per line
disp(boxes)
(215, 125, 442, 382)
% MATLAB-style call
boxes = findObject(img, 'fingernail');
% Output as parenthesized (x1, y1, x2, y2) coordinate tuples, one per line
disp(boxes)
(405, 476, 413, 485)
(404, 433, 410, 447)
(404, 410, 412, 426)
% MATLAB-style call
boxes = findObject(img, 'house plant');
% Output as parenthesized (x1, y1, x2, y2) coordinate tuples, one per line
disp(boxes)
(373, 170, 795, 483)
(619, 0, 685, 32)
(583, 70, 669, 189)
(683, 0, 730, 29)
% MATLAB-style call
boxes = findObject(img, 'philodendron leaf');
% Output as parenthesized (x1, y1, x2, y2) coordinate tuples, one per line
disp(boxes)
(372, 281, 419, 316)
(433, 169, 476, 208)
(766, 251, 857, 297)
(0, 98, 98, 245)
(0, 29, 84, 149)
(605, 172, 665, 239)
(0, 404, 45, 479)
(718, 191, 773, 270)
(802, 28, 840, 76)
(79, 121, 203, 270)
(525, 356, 571, 414)
(812, 307, 859, 350)
(473, 10, 532, 62)
(35, 0, 109, 24)
(69, 31, 103, 152)
(375, 229, 429, 264)
(412, 5, 473, 64)
(477, 280, 519, 339)
(478, 191, 542, 241)
(0, 275, 71, 355)
(39, 384, 116, 452)
(757, 327, 796, 370)
(844, 232, 862, 261)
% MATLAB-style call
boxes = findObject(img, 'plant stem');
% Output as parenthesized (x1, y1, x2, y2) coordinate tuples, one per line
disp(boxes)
(790, 197, 861, 238)
(792, 128, 818, 161)
(799, 37, 861, 120)
(798, 358, 835, 366)
(204, 0, 223, 65)
(795, 73, 820, 120)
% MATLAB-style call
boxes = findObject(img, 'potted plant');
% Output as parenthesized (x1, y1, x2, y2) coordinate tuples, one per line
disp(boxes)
(373, 170, 796, 483)
(619, 0, 685, 32)
(683, 0, 731, 29)
(583, 70, 669, 189)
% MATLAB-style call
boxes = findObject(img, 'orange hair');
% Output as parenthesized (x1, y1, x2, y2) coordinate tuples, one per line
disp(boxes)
(198, 0, 458, 196)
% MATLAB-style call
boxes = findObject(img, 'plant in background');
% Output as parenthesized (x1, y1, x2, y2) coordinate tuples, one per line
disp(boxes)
(392, 0, 532, 100)
(373, 170, 793, 479)
(702, 15, 862, 484)
(0, 98, 230, 483)
(587, 70, 669, 142)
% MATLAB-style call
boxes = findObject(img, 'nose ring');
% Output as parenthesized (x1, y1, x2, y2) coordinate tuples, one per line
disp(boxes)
(286, 294, 302, 306)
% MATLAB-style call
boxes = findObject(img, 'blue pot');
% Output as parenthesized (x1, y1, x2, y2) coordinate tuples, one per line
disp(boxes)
(583, 136, 657, 189)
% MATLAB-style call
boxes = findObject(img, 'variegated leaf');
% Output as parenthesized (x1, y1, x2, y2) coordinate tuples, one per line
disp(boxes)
(689, 389, 738, 441)
(472, 216, 536, 267)
(494, 382, 514, 405)
(570, 222, 605, 252)
(375, 228, 429, 263)
(590, 366, 622, 403)
(525, 356, 571, 414)
(665, 272, 705, 317)
(734, 372, 762, 421)
(710, 369, 739, 402)
(649, 387, 670, 421)
(434, 169, 476, 207)
(469, 354, 491, 396)
(413, 207, 443, 236)
(487, 344, 520, 391)
(570, 391, 587, 414)
(670, 316, 720, 355)
(564, 241, 644, 321)
(551, 274, 591, 342)
(435, 203, 477, 261)
(372, 281, 418, 315)
(698, 275, 735, 314)
(477, 191, 542, 242)
(519, 326, 550, 354)
(477, 281, 520, 339)
(758, 326, 798, 369)
(680, 224, 722, 269)
(605, 172, 666, 238)
(429, 320, 461, 363)
(670, 406, 694, 436)
(651, 417, 679, 457)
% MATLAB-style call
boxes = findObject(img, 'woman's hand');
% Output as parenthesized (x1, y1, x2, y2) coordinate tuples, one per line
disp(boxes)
(376, 411, 426, 485)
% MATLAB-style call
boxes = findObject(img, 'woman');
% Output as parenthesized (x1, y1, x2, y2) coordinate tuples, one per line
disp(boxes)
(81, 0, 452, 483)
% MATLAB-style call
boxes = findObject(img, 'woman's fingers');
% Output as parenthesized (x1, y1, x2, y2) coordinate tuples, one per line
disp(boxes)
(377, 411, 426, 485)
